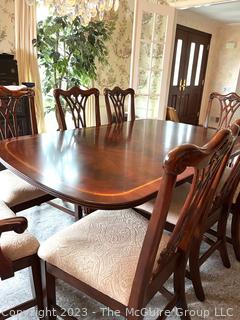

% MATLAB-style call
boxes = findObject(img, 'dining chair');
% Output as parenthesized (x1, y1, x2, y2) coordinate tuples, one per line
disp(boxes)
(53, 86, 101, 220)
(166, 106, 179, 122)
(0, 86, 54, 213)
(0, 200, 43, 318)
(204, 92, 240, 129)
(204, 92, 240, 260)
(104, 86, 135, 124)
(54, 86, 101, 130)
(38, 127, 233, 320)
(135, 120, 240, 302)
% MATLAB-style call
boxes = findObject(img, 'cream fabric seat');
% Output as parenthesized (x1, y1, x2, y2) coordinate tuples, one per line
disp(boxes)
(137, 166, 240, 224)
(38, 209, 170, 306)
(0, 200, 39, 261)
(137, 183, 190, 225)
(0, 169, 46, 207)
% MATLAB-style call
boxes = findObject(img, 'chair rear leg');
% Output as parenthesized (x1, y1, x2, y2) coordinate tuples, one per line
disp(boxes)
(174, 257, 191, 320)
(231, 206, 240, 261)
(30, 255, 43, 312)
(189, 240, 205, 301)
(74, 204, 83, 221)
(217, 210, 231, 268)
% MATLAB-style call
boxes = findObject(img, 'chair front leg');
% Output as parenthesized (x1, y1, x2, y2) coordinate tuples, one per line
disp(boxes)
(174, 256, 191, 320)
(30, 255, 44, 313)
(41, 261, 57, 320)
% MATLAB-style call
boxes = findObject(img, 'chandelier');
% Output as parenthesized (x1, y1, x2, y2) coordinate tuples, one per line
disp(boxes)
(25, 0, 119, 25)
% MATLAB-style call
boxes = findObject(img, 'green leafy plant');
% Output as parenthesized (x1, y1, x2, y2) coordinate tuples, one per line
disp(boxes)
(33, 16, 114, 112)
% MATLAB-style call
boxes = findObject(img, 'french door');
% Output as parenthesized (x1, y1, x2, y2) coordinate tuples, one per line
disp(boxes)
(130, 1, 175, 120)
(168, 25, 211, 125)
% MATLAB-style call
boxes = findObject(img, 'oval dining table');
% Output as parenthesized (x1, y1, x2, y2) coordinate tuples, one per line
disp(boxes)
(0, 119, 216, 210)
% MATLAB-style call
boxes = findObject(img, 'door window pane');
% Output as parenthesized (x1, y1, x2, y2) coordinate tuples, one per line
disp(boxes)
(152, 43, 164, 71)
(186, 42, 196, 86)
(194, 45, 204, 86)
(139, 41, 151, 70)
(137, 69, 150, 95)
(141, 12, 154, 41)
(173, 39, 182, 86)
(153, 14, 167, 43)
(135, 96, 149, 119)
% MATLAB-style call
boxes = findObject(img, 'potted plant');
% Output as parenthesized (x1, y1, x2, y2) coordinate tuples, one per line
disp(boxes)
(33, 15, 114, 113)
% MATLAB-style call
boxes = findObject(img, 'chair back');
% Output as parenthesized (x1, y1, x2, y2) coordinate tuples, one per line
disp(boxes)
(166, 106, 179, 122)
(215, 120, 240, 207)
(54, 86, 101, 130)
(129, 126, 236, 307)
(204, 92, 240, 129)
(0, 86, 38, 139)
(104, 86, 135, 124)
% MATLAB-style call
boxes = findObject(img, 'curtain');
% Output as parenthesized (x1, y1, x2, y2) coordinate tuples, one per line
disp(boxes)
(15, 0, 45, 132)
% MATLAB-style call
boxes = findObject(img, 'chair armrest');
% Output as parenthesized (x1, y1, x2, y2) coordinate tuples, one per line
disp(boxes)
(0, 217, 27, 235)
(0, 217, 27, 279)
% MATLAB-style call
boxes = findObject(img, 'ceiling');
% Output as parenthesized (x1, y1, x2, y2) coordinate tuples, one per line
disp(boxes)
(189, 1, 240, 24)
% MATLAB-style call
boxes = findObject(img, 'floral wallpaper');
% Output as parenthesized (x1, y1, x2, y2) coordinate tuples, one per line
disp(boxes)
(0, 0, 15, 54)
(95, 0, 134, 92)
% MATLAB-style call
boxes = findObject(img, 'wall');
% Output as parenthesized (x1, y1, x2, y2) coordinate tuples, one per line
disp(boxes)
(94, 0, 134, 123)
(209, 24, 240, 94)
(0, 0, 15, 54)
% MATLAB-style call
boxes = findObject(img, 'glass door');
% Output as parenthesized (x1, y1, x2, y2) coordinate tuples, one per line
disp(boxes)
(130, 1, 175, 120)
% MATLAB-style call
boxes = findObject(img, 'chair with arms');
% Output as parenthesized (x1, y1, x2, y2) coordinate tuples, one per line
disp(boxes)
(135, 120, 240, 302)
(0, 86, 54, 213)
(54, 86, 101, 220)
(104, 86, 135, 124)
(38, 127, 233, 320)
(0, 200, 42, 318)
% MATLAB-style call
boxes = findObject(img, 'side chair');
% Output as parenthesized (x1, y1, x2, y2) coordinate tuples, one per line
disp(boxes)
(0, 86, 54, 213)
(0, 200, 42, 319)
(54, 86, 101, 130)
(135, 120, 240, 302)
(53, 86, 101, 220)
(38, 127, 233, 320)
(104, 86, 135, 124)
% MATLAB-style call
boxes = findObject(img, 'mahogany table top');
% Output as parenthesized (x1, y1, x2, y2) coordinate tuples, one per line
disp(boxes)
(0, 120, 216, 209)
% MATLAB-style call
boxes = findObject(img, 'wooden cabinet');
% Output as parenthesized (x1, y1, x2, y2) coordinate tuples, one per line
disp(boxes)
(0, 53, 32, 136)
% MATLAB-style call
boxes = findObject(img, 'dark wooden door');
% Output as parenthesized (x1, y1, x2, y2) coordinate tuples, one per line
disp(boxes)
(168, 25, 211, 125)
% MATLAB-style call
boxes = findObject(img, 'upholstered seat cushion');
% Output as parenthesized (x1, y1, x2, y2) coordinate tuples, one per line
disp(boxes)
(0, 200, 39, 261)
(136, 183, 190, 225)
(38, 209, 170, 306)
(0, 169, 46, 207)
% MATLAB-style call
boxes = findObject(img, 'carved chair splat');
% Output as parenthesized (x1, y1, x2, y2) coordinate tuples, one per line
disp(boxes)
(54, 86, 101, 130)
(104, 86, 135, 124)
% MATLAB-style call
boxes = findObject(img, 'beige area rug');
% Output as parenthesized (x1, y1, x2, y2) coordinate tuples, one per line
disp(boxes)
(0, 202, 239, 320)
